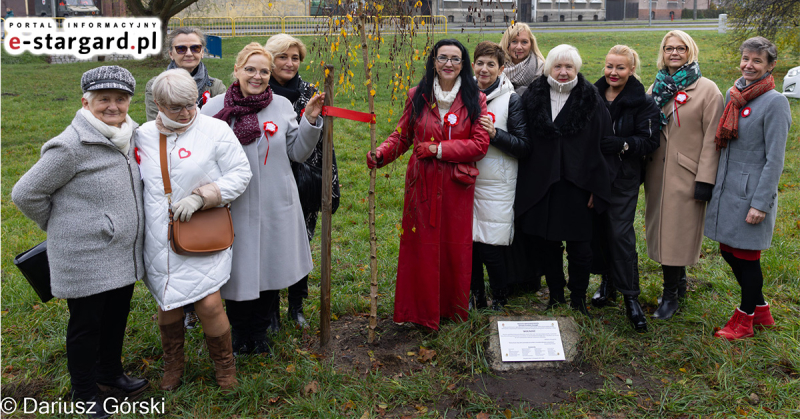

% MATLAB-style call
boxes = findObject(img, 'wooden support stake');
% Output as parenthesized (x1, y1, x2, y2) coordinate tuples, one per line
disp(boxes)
(358, 10, 379, 344)
(320, 65, 335, 348)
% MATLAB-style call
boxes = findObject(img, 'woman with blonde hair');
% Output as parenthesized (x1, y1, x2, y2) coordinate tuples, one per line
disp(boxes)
(590, 45, 660, 332)
(645, 30, 723, 320)
(201, 42, 325, 354)
(500, 23, 545, 95)
(264, 33, 340, 328)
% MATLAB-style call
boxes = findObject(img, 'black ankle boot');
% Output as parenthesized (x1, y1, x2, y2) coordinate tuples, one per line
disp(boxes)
(469, 287, 488, 310)
(677, 267, 688, 300)
(288, 302, 308, 328)
(71, 392, 111, 419)
(266, 310, 281, 333)
(591, 275, 617, 308)
(231, 329, 250, 357)
(490, 288, 508, 311)
(547, 288, 567, 308)
(653, 265, 681, 320)
(570, 294, 591, 317)
(250, 331, 272, 355)
(624, 296, 648, 332)
(96, 374, 149, 399)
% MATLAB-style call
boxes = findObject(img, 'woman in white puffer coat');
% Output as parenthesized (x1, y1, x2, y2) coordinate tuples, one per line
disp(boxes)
(136, 69, 251, 392)
(470, 41, 532, 310)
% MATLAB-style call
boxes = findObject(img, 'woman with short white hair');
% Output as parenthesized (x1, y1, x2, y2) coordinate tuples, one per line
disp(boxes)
(515, 44, 613, 316)
(136, 68, 252, 392)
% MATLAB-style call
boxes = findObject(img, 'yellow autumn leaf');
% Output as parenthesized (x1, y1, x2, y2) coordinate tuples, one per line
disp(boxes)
(305, 65, 310, 70)
(370, 89, 376, 96)
(286, 364, 296, 373)
(347, 13, 353, 22)
(376, 53, 380, 59)
(332, 313, 338, 320)
(359, 411, 369, 419)
(324, 68, 330, 77)
(679, 368, 687, 372)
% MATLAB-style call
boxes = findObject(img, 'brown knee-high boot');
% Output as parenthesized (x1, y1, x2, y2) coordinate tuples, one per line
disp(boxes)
(205, 327, 238, 391)
(158, 320, 185, 391)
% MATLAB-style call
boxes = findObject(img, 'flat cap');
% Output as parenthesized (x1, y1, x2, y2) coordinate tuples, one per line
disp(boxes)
(81, 65, 136, 95)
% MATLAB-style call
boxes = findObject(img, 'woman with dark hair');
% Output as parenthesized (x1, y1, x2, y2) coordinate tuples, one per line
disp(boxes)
(705, 37, 791, 340)
(515, 44, 613, 316)
(591, 45, 660, 332)
(366, 39, 490, 330)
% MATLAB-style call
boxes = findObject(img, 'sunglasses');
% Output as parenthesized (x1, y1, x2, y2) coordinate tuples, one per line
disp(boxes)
(174, 44, 203, 55)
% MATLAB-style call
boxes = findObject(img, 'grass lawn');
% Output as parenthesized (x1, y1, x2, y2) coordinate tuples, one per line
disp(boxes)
(2, 30, 800, 418)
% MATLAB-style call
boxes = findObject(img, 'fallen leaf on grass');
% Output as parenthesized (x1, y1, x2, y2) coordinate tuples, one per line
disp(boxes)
(446, 383, 457, 391)
(476, 413, 490, 419)
(406, 351, 416, 356)
(268, 396, 280, 404)
(304, 380, 319, 395)
(414, 405, 428, 413)
(503, 409, 513, 418)
(614, 373, 626, 381)
(286, 364, 296, 373)
(679, 368, 687, 373)
(343, 400, 355, 410)
(417, 347, 436, 363)
(625, 378, 633, 385)
(377, 403, 388, 409)
(359, 411, 370, 419)
(32, 304, 40, 310)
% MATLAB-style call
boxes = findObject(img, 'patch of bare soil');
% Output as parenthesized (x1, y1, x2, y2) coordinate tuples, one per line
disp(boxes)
(322, 315, 435, 377)
(468, 367, 606, 407)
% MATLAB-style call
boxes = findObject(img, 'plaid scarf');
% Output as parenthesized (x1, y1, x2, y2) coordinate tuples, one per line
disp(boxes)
(504, 53, 542, 91)
(212, 81, 273, 145)
(651, 61, 702, 127)
(714, 74, 775, 150)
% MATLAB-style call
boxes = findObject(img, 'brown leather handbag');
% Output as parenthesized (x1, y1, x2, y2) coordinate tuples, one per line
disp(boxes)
(160, 134, 234, 256)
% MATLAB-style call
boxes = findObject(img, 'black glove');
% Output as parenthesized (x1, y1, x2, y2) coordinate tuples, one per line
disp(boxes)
(694, 182, 714, 202)
(600, 136, 626, 155)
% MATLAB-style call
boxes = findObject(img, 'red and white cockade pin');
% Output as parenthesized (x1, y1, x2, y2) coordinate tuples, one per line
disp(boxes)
(263, 121, 278, 136)
(134, 147, 141, 164)
(444, 112, 459, 127)
(741, 107, 752, 118)
(202, 91, 211, 105)
(487, 112, 496, 123)
(674, 91, 689, 104)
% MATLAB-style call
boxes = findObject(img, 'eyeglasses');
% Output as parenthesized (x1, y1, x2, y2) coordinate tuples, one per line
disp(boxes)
(174, 44, 203, 55)
(436, 55, 462, 65)
(243, 67, 270, 77)
(663, 46, 688, 54)
(165, 103, 197, 113)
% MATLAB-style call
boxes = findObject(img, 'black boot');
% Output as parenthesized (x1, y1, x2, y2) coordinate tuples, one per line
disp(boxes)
(288, 302, 308, 328)
(96, 374, 149, 399)
(490, 288, 508, 311)
(591, 275, 617, 307)
(547, 287, 567, 309)
(231, 328, 250, 357)
(266, 309, 280, 333)
(624, 295, 648, 332)
(250, 331, 272, 355)
(72, 392, 111, 419)
(677, 266, 688, 300)
(570, 293, 591, 317)
(469, 287, 488, 310)
(653, 265, 681, 320)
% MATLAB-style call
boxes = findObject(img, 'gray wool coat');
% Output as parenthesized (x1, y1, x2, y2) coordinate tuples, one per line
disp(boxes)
(11, 111, 145, 299)
(200, 94, 322, 301)
(704, 87, 792, 250)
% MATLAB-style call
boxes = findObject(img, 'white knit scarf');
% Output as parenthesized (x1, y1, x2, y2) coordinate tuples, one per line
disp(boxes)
(79, 108, 133, 154)
(433, 75, 462, 120)
(156, 111, 198, 135)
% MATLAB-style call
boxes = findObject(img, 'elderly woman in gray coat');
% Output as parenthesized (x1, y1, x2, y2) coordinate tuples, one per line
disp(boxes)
(705, 37, 791, 341)
(12, 66, 147, 418)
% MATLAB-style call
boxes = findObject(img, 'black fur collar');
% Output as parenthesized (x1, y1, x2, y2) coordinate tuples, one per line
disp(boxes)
(522, 73, 599, 137)
(594, 75, 647, 109)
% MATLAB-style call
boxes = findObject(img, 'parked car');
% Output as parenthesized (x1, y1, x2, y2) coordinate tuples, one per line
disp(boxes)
(783, 66, 800, 99)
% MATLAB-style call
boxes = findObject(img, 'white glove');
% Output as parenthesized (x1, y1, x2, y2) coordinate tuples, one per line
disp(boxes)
(172, 194, 204, 222)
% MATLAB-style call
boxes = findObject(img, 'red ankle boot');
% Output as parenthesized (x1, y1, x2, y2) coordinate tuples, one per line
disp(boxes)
(714, 308, 754, 341)
(753, 304, 775, 329)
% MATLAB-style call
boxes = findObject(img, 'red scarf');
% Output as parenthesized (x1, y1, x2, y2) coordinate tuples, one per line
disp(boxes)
(714, 74, 774, 150)
(213, 81, 273, 145)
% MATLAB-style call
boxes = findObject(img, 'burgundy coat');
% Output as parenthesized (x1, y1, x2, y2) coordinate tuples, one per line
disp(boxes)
(376, 86, 490, 330)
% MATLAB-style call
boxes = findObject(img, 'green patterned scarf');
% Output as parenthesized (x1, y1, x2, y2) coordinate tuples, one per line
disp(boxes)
(651, 61, 702, 127)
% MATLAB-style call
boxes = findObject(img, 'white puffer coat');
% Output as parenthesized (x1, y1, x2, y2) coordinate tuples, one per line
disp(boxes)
(135, 115, 252, 310)
(473, 75, 519, 246)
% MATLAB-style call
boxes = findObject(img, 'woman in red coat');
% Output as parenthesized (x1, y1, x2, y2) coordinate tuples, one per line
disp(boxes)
(367, 39, 490, 330)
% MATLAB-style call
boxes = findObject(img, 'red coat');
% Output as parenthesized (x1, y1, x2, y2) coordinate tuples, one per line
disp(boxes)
(376, 86, 490, 330)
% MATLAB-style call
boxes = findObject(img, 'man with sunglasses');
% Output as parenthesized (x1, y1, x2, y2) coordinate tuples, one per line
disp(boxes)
(144, 27, 226, 122)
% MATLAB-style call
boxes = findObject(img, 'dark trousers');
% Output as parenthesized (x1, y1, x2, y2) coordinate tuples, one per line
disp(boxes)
(591, 179, 641, 297)
(537, 237, 592, 297)
(226, 290, 279, 337)
(470, 242, 509, 296)
(288, 275, 308, 308)
(721, 251, 765, 314)
(66, 283, 135, 400)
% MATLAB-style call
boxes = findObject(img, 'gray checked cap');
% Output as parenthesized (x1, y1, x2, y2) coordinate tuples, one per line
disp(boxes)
(81, 65, 136, 95)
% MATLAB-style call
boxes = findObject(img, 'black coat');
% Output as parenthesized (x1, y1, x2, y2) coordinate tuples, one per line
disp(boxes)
(594, 76, 660, 183)
(516, 74, 614, 218)
(482, 81, 531, 158)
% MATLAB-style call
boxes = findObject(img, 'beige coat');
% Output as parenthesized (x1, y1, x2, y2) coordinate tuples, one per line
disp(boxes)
(645, 77, 723, 266)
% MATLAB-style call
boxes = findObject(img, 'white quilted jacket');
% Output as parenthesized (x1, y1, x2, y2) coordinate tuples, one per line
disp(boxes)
(473, 75, 517, 246)
(135, 115, 252, 310)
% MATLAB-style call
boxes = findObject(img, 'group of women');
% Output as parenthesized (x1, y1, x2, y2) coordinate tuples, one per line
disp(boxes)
(10, 23, 791, 415)
(369, 26, 790, 342)
(12, 30, 334, 417)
